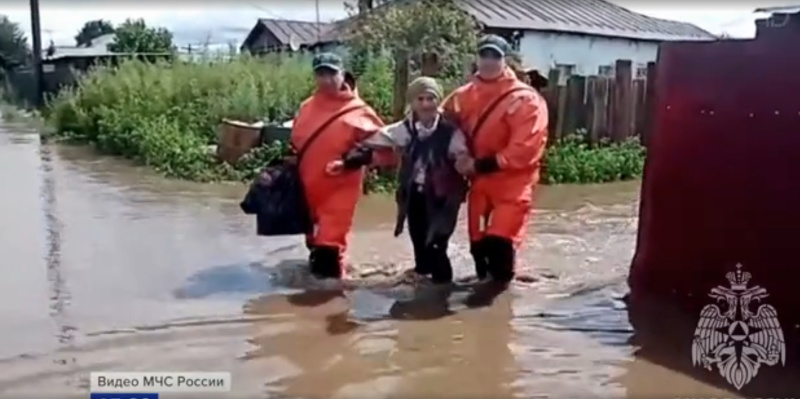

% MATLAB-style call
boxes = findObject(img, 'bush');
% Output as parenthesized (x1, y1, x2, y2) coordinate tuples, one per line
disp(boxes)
(543, 133, 646, 184)
(46, 53, 646, 186)
(47, 54, 382, 181)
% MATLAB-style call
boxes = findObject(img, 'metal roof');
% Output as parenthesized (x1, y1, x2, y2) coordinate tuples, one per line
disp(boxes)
(754, 5, 800, 13)
(255, 18, 334, 46)
(248, 0, 717, 49)
(82, 33, 116, 48)
(43, 33, 117, 60)
(457, 0, 716, 41)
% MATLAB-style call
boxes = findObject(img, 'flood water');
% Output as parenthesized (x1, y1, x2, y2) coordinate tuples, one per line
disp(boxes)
(0, 123, 737, 397)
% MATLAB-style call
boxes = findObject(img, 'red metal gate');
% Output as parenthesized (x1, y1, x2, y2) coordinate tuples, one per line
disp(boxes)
(628, 12, 800, 394)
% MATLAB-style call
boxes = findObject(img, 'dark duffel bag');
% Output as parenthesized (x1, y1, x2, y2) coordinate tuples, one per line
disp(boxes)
(239, 104, 366, 236)
(240, 158, 311, 236)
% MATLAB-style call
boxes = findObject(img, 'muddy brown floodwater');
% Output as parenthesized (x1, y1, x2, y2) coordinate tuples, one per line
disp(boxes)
(0, 124, 736, 398)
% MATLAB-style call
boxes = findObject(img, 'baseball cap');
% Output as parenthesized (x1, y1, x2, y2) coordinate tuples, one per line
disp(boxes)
(477, 34, 509, 57)
(312, 52, 343, 73)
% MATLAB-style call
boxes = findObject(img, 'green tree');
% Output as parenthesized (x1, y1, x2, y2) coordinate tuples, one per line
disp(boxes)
(346, 0, 479, 78)
(74, 19, 115, 47)
(0, 15, 29, 68)
(108, 18, 173, 53)
(345, 0, 479, 119)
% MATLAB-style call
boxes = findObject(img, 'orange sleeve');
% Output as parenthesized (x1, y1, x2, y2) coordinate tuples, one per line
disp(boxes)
(440, 88, 464, 128)
(440, 91, 456, 114)
(352, 106, 386, 142)
(349, 107, 398, 168)
(496, 93, 549, 170)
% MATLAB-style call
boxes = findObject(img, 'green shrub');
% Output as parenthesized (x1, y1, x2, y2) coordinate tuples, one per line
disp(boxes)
(543, 133, 646, 184)
(45, 53, 646, 186)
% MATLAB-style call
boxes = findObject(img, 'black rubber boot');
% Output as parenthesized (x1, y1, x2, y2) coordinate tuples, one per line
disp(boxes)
(305, 236, 316, 251)
(483, 235, 515, 283)
(307, 243, 317, 269)
(470, 239, 490, 280)
(429, 242, 453, 285)
(413, 248, 432, 276)
(309, 246, 342, 279)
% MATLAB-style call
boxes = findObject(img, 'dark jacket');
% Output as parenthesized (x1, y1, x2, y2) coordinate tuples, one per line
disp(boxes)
(394, 118, 468, 245)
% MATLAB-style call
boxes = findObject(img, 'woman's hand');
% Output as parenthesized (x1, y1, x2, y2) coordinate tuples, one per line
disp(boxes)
(454, 155, 475, 176)
(325, 160, 345, 176)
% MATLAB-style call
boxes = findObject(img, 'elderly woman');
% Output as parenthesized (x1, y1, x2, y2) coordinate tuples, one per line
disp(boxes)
(364, 77, 469, 284)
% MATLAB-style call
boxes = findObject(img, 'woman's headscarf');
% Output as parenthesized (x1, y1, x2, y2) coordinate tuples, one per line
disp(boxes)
(406, 76, 443, 103)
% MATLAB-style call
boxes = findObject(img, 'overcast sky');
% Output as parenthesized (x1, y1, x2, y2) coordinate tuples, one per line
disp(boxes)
(3, 1, 798, 48)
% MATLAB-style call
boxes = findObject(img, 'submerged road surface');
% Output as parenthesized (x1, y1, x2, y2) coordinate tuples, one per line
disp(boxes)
(0, 123, 735, 397)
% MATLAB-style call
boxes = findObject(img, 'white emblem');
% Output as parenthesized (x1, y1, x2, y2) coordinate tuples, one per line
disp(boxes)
(691, 263, 785, 390)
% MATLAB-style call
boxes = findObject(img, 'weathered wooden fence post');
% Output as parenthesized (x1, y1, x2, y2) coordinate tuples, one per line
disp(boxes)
(643, 61, 658, 147)
(610, 59, 633, 142)
(587, 75, 610, 144)
(633, 77, 647, 138)
(543, 68, 561, 145)
(563, 75, 587, 138)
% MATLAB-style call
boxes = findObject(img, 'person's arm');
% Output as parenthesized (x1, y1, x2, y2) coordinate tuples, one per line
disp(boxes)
(360, 120, 412, 149)
(341, 108, 392, 170)
(473, 92, 548, 174)
(356, 119, 412, 168)
(448, 127, 469, 159)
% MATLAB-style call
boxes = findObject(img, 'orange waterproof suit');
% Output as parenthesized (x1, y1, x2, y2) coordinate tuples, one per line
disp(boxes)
(442, 68, 548, 282)
(291, 86, 384, 279)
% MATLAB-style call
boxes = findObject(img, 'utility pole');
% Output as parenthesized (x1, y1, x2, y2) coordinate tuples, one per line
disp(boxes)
(315, 0, 321, 42)
(29, 0, 44, 108)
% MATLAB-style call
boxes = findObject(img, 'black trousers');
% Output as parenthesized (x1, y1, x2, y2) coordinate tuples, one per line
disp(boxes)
(407, 186, 453, 284)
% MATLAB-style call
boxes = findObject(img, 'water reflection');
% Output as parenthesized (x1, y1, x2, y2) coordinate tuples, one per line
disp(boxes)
(388, 285, 455, 320)
(241, 286, 518, 398)
(388, 291, 517, 398)
(243, 291, 372, 398)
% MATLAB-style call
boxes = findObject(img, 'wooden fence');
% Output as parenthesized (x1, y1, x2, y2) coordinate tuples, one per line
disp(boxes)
(539, 59, 657, 146)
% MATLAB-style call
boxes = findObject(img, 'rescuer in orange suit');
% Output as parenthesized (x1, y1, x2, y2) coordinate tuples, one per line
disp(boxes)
(291, 53, 385, 280)
(442, 35, 548, 284)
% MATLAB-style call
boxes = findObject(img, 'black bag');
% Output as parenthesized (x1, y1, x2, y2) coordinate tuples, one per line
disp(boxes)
(240, 104, 366, 236)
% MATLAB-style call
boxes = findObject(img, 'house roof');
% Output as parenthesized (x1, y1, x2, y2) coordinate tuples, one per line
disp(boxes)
(44, 33, 116, 60)
(754, 5, 800, 13)
(243, 18, 334, 49)
(458, 0, 716, 41)
(247, 0, 716, 49)
(42, 33, 171, 61)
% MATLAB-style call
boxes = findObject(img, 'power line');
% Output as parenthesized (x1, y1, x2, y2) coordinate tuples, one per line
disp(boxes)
(245, 1, 284, 19)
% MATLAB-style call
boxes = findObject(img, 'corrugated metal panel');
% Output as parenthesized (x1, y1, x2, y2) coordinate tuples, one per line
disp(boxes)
(83, 33, 115, 48)
(258, 18, 334, 46)
(458, 0, 716, 41)
(754, 5, 800, 13)
(262, 0, 716, 46)
(316, 19, 351, 44)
